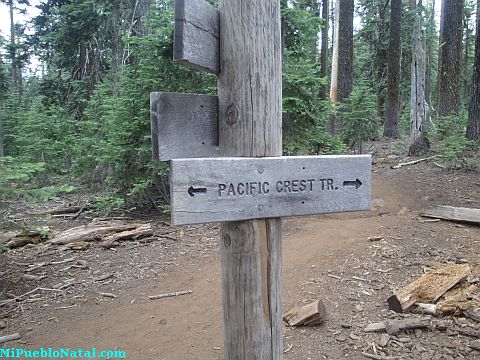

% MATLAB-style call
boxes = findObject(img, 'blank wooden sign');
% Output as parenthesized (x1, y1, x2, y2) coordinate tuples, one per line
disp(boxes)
(174, 0, 219, 74)
(150, 92, 219, 161)
(170, 155, 371, 225)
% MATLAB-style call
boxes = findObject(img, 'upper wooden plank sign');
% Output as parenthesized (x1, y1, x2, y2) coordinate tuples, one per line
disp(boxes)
(174, 0, 219, 74)
(170, 155, 371, 225)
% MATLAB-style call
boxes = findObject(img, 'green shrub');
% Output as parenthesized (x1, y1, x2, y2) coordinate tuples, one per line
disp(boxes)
(0, 157, 75, 202)
(337, 83, 380, 153)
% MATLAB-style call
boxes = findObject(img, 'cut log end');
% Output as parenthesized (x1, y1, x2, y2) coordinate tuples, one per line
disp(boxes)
(283, 300, 327, 326)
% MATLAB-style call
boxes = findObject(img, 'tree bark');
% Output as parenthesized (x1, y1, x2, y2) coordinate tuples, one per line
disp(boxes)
(425, 0, 435, 104)
(319, 0, 329, 99)
(384, 0, 402, 138)
(328, 0, 340, 134)
(132, 0, 150, 36)
(337, 0, 353, 101)
(466, 0, 480, 142)
(8, 0, 17, 88)
(375, 0, 388, 118)
(409, 14, 429, 156)
(0, 114, 4, 157)
(218, 0, 283, 358)
(437, 0, 464, 117)
(310, 0, 319, 64)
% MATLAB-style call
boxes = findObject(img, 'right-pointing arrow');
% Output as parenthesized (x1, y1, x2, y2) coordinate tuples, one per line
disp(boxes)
(343, 179, 362, 189)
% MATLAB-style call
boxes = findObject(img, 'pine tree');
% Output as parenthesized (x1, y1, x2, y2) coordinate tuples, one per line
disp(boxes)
(337, 0, 354, 101)
(319, 0, 329, 99)
(437, 0, 464, 117)
(0, 0, 29, 89)
(384, 0, 401, 138)
(466, 0, 480, 142)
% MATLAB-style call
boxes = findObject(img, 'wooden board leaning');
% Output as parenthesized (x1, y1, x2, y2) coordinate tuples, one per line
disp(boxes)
(170, 155, 371, 225)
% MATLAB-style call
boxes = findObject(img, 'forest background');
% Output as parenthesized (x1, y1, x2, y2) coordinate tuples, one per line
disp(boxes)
(0, 0, 479, 216)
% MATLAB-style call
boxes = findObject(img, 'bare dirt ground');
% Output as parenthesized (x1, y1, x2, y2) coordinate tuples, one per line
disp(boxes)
(1, 153, 480, 359)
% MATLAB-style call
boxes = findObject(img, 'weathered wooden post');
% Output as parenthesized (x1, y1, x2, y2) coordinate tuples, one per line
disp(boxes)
(151, 0, 371, 359)
(218, 1, 283, 358)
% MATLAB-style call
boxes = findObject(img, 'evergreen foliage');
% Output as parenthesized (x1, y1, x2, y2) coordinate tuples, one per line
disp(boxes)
(0, 0, 478, 212)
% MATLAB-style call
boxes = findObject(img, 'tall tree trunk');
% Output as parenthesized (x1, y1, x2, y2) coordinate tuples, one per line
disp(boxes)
(466, 0, 480, 142)
(337, 0, 353, 101)
(0, 112, 4, 157)
(319, 0, 329, 99)
(132, 0, 150, 36)
(8, 0, 18, 88)
(375, 0, 388, 118)
(310, 0, 319, 64)
(384, 0, 402, 138)
(437, 0, 464, 117)
(463, 7, 472, 99)
(425, 0, 435, 104)
(409, 14, 429, 155)
(328, 0, 340, 134)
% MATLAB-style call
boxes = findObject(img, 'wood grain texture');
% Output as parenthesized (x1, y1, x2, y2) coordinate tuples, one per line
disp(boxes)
(220, 219, 282, 359)
(283, 300, 327, 326)
(218, 1, 282, 157)
(218, 0, 282, 358)
(174, 0, 219, 74)
(421, 206, 480, 225)
(170, 155, 372, 225)
(387, 263, 471, 313)
(150, 92, 218, 161)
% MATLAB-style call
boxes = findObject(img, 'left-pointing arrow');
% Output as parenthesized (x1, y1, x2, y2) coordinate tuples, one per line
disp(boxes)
(188, 186, 207, 197)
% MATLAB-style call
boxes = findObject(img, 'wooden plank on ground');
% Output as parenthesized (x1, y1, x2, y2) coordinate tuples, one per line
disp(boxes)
(150, 92, 219, 161)
(283, 300, 327, 326)
(170, 155, 371, 225)
(364, 318, 431, 335)
(421, 206, 480, 225)
(174, 0, 219, 74)
(387, 263, 471, 313)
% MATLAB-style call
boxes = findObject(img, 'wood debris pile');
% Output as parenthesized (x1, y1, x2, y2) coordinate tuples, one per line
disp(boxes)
(388, 263, 480, 318)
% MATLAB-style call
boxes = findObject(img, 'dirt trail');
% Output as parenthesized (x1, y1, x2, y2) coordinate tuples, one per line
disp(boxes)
(20, 171, 429, 360)
(3, 160, 477, 360)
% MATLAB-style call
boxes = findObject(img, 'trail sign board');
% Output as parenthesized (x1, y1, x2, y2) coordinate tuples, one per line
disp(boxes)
(174, 0, 219, 74)
(170, 155, 371, 225)
(150, 92, 219, 161)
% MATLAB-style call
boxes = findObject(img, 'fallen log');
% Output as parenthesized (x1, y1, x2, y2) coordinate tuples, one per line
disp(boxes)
(364, 317, 430, 335)
(6, 228, 52, 249)
(40, 206, 84, 215)
(421, 206, 480, 225)
(283, 299, 327, 326)
(49, 222, 150, 245)
(387, 263, 471, 313)
(100, 224, 153, 248)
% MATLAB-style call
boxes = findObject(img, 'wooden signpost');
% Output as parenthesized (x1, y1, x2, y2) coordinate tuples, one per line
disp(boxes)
(170, 155, 371, 225)
(150, 0, 371, 359)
